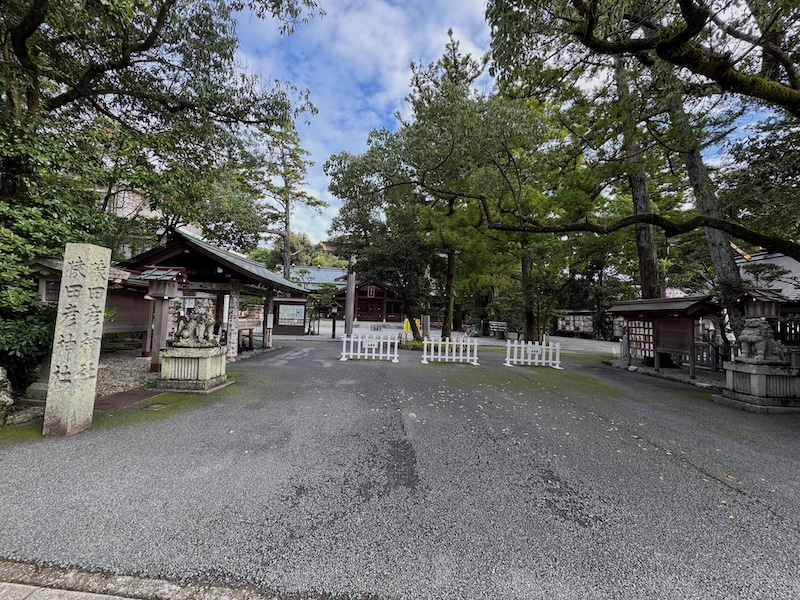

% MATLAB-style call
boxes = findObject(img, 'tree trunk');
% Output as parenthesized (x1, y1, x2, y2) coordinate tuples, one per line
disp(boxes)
(403, 302, 423, 341)
(615, 57, 662, 300)
(441, 249, 456, 339)
(521, 242, 536, 342)
(282, 210, 291, 279)
(667, 100, 745, 338)
(630, 167, 663, 299)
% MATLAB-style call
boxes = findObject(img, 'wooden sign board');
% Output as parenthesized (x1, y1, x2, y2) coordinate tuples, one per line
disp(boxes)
(656, 319, 693, 354)
(655, 318, 696, 378)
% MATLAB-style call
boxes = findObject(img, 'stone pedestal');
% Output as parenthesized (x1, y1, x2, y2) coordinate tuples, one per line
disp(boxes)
(158, 346, 228, 393)
(713, 360, 800, 413)
(23, 355, 51, 406)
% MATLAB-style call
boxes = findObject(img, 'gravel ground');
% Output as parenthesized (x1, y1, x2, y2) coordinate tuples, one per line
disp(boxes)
(2, 341, 799, 599)
(3, 348, 159, 426)
(96, 348, 158, 398)
(92, 336, 718, 399)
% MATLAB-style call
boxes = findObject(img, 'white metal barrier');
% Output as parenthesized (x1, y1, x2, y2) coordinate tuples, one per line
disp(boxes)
(504, 340, 562, 369)
(421, 338, 480, 365)
(340, 334, 400, 363)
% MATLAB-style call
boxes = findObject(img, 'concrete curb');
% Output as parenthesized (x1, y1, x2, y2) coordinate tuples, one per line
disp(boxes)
(0, 560, 278, 600)
(0, 582, 134, 599)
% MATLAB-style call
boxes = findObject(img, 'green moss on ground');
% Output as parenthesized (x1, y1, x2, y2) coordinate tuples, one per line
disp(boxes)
(0, 374, 246, 443)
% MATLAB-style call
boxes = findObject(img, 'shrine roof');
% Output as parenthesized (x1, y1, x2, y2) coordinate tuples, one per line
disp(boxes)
(123, 230, 307, 295)
(132, 266, 189, 283)
(737, 251, 800, 300)
(288, 266, 348, 290)
(735, 287, 791, 303)
(609, 295, 721, 318)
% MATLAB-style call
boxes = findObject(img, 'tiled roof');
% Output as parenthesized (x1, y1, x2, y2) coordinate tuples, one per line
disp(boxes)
(736, 287, 791, 303)
(178, 232, 308, 295)
(123, 230, 307, 295)
(133, 266, 189, 283)
(609, 296, 720, 317)
(737, 251, 800, 301)
(289, 266, 348, 289)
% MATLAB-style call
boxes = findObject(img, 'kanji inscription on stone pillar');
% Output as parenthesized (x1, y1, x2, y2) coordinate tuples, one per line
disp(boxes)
(43, 243, 111, 436)
(226, 282, 241, 357)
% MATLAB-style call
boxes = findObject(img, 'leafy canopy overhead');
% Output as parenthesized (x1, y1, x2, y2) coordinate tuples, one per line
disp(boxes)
(487, 0, 800, 117)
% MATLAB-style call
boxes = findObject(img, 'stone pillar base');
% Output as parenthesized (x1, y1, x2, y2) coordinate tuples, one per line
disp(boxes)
(158, 346, 229, 393)
(713, 361, 800, 413)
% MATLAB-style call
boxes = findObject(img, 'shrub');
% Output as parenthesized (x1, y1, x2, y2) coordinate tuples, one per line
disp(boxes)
(0, 303, 57, 392)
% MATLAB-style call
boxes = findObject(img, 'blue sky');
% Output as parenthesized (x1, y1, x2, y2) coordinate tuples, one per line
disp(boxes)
(236, 0, 492, 244)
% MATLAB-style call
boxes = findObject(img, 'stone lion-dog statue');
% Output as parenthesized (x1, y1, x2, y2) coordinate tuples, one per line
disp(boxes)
(736, 318, 786, 364)
(174, 299, 218, 347)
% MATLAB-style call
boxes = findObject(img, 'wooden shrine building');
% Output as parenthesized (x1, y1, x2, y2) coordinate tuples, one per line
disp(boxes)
(609, 296, 721, 378)
(333, 281, 404, 323)
(124, 230, 307, 370)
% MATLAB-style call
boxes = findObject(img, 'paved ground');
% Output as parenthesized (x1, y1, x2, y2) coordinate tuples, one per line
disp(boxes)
(1, 339, 799, 599)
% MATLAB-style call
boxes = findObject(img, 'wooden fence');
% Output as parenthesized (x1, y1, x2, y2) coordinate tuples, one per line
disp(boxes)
(421, 338, 480, 365)
(340, 334, 400, 363)
(504, 340, 562, 369)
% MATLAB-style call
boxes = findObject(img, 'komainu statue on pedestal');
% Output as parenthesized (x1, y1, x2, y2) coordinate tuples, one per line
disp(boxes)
(736, 318, 786, 364)
(174, 299, 218, 347)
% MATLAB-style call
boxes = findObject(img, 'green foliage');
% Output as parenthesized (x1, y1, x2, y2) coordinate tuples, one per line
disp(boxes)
(0, 0, 319, 387)
(487, 0, 800, 118)
(261, 124, 328, 275)
(308, 282, 339, 314)
(0, 302, 56, 391)
(327, 171, 440, 339)
(719, 116, 800, 244)
(489, 292, 524, 333)
(247, 246, 279, 270)
(325, 33, 649, 339)
(271, 231, 317, 268)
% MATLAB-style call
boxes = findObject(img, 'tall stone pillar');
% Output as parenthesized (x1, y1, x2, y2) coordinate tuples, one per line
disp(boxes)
(226, 282, 241, 357)
(43, 244, 111, 436)
(149, 298, 170, 372)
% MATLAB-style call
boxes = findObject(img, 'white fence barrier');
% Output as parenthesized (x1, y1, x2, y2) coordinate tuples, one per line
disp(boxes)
(340, 334, 400, 363)
(421, 338, 480, 365)
(504, 340, 562, 369)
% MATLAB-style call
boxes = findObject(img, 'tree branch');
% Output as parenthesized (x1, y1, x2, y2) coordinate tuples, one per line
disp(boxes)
(709, 10, 799, 90)
(564, 0, 800, 118)
(481, 206, 800, 261)
(44, 0, 178, 111)
(9, 0, 48, 69)
(403, 180, 800, 261)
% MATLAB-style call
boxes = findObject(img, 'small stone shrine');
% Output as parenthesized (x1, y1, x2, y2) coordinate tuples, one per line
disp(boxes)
(714, 318, 800, 413)
(158, 299, 228, 392)
(43, 243, 111, 436)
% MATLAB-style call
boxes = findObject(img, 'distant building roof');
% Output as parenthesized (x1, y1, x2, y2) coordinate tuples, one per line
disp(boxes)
(289, 266, 348, 291)
(736, 251, 800, 301)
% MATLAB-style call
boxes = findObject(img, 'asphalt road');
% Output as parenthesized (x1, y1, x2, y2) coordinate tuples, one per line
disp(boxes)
(1, 341, 799, 599)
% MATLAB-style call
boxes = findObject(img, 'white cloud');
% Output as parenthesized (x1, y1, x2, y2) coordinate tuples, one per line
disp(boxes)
(236, 0, 491, 245)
